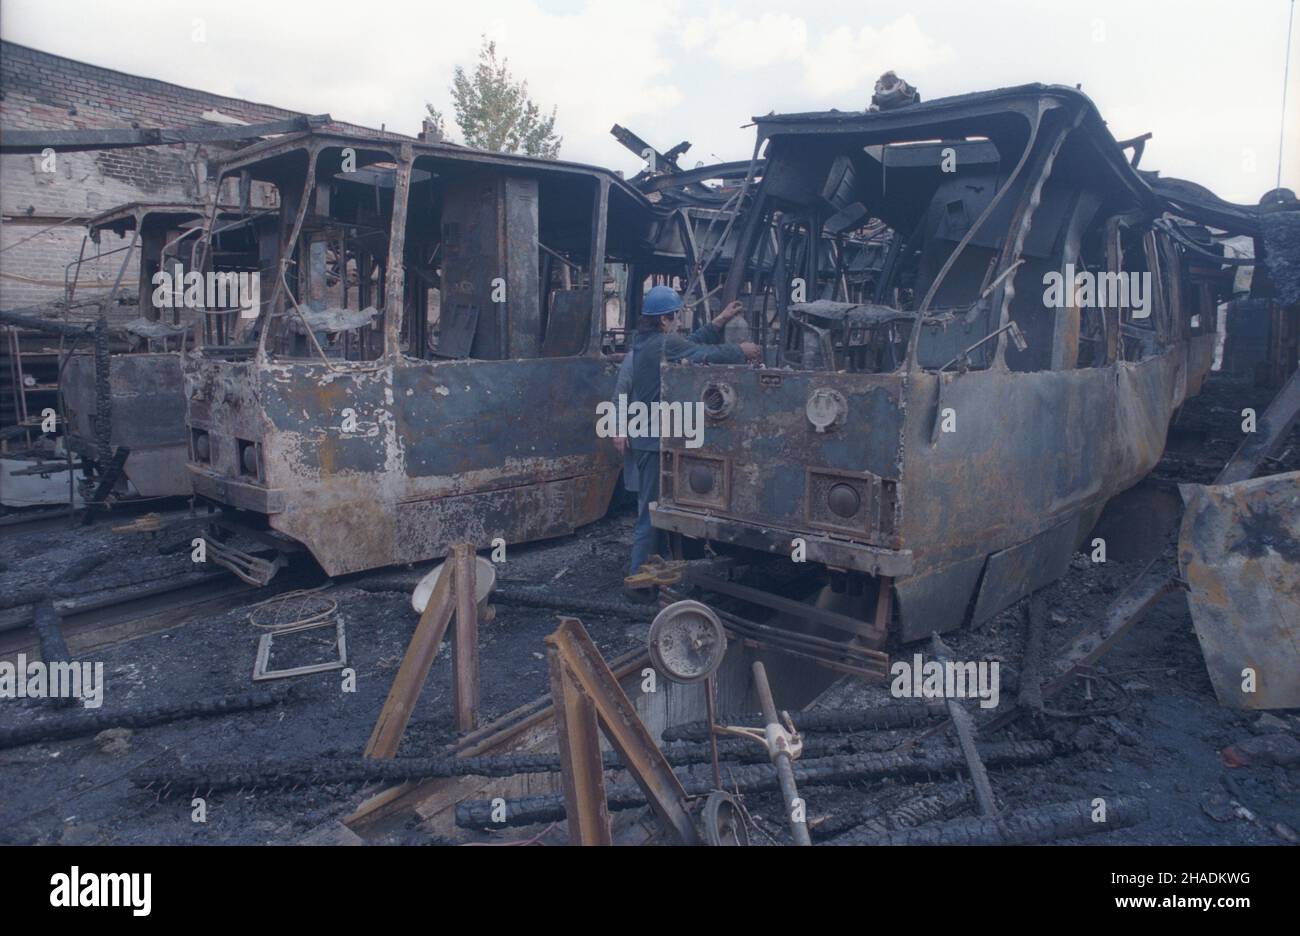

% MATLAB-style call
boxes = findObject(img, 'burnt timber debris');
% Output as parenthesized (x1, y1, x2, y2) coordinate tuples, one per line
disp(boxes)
(0, 688, 287, 752)
(2, 65, 1298, 850)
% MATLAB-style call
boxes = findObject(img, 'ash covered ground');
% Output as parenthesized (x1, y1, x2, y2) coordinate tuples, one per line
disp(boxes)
(0, 374, 1296, 846)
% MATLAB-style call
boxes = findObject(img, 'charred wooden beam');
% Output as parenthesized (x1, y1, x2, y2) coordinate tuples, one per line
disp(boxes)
(489, 587, 652, 619)
(30, 602, 75, 708)
(0, 569, 228, 626)
(0, 689, 286, 751)
(57, 554, 111, 584)
(81, 446, 130, 525)
(134, 731, 908, 800)
(134, 750, 610, 796)
(827, 796, 1148, 846)
(662, 699, 945, 742)
(455, 739, 1057, 829)
(609, 123, 686, 174)
(815, 784, 971, 841)
(930, 632, 1004, 829)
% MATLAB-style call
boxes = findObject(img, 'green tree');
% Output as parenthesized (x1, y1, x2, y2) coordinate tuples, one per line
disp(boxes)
(426, 37, 561, 158)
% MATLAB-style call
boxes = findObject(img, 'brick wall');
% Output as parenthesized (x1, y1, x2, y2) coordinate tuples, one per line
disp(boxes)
(0, 40, 402, 320)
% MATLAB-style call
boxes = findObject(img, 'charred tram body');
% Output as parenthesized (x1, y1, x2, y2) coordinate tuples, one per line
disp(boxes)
(61, 202, 262, 499)
(653, 86, 1228, 643)
(184, 132, 680, 576)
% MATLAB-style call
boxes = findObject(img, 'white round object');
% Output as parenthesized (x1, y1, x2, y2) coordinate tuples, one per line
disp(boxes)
(411, 556, 497, 613)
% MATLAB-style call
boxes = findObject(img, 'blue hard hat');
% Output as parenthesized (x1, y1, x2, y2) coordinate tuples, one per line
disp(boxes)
(642, 285, 683, 316)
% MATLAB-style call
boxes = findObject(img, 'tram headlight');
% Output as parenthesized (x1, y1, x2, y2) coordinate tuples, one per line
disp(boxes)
(827, 482, 861, 518)
(688, 464, 715, 495)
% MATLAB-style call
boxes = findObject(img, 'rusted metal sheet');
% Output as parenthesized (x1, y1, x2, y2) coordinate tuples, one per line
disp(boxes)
(185, 355, 620, 576)
(1178, 471, 1300, 710)
(62, 352, 188, 498)
(544, 617, 698, 845)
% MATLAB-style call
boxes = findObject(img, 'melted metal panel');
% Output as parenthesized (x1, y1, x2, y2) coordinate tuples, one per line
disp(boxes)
(1178, 472, 1300, 710)
(62, 352, 189, 497)
(183, 353, 619, 575)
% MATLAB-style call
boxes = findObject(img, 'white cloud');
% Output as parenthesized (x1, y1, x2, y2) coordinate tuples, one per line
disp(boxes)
(674, 11, 951, 101)
(0, 0, 686, 163)
(0, 0, 1290, 199)
(680, 11, 808, 69)
(800, 15, 953, 97)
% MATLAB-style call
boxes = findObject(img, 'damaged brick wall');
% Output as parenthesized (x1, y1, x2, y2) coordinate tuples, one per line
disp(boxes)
(0, 41, 399, 321)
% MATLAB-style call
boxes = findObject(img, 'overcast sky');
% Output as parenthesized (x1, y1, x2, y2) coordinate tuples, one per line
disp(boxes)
(3, 0, 1295, 204)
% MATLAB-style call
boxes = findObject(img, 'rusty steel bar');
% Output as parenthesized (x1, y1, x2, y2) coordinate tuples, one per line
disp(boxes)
(383, 142, 414, 358)
(258, 149, 318, 360)
(452, 544, 480, 732)
(685, 570, 886, 645)
(546, 626, 613, 846)
(543, 617, 699, 845)
(751, 661, 812, 846)
(586, 176, 610, 352)
(705, 674, 722, 791)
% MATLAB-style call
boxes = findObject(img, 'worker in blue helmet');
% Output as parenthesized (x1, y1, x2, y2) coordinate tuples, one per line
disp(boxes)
(623, 286, 760, 599)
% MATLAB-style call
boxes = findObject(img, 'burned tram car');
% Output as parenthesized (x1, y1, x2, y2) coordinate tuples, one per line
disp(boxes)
(653, 85, 1228, 644)
(184, 133, 674, 576)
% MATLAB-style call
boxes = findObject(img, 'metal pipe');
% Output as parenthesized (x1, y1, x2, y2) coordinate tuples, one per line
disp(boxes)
(751, 660, 812, 846)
